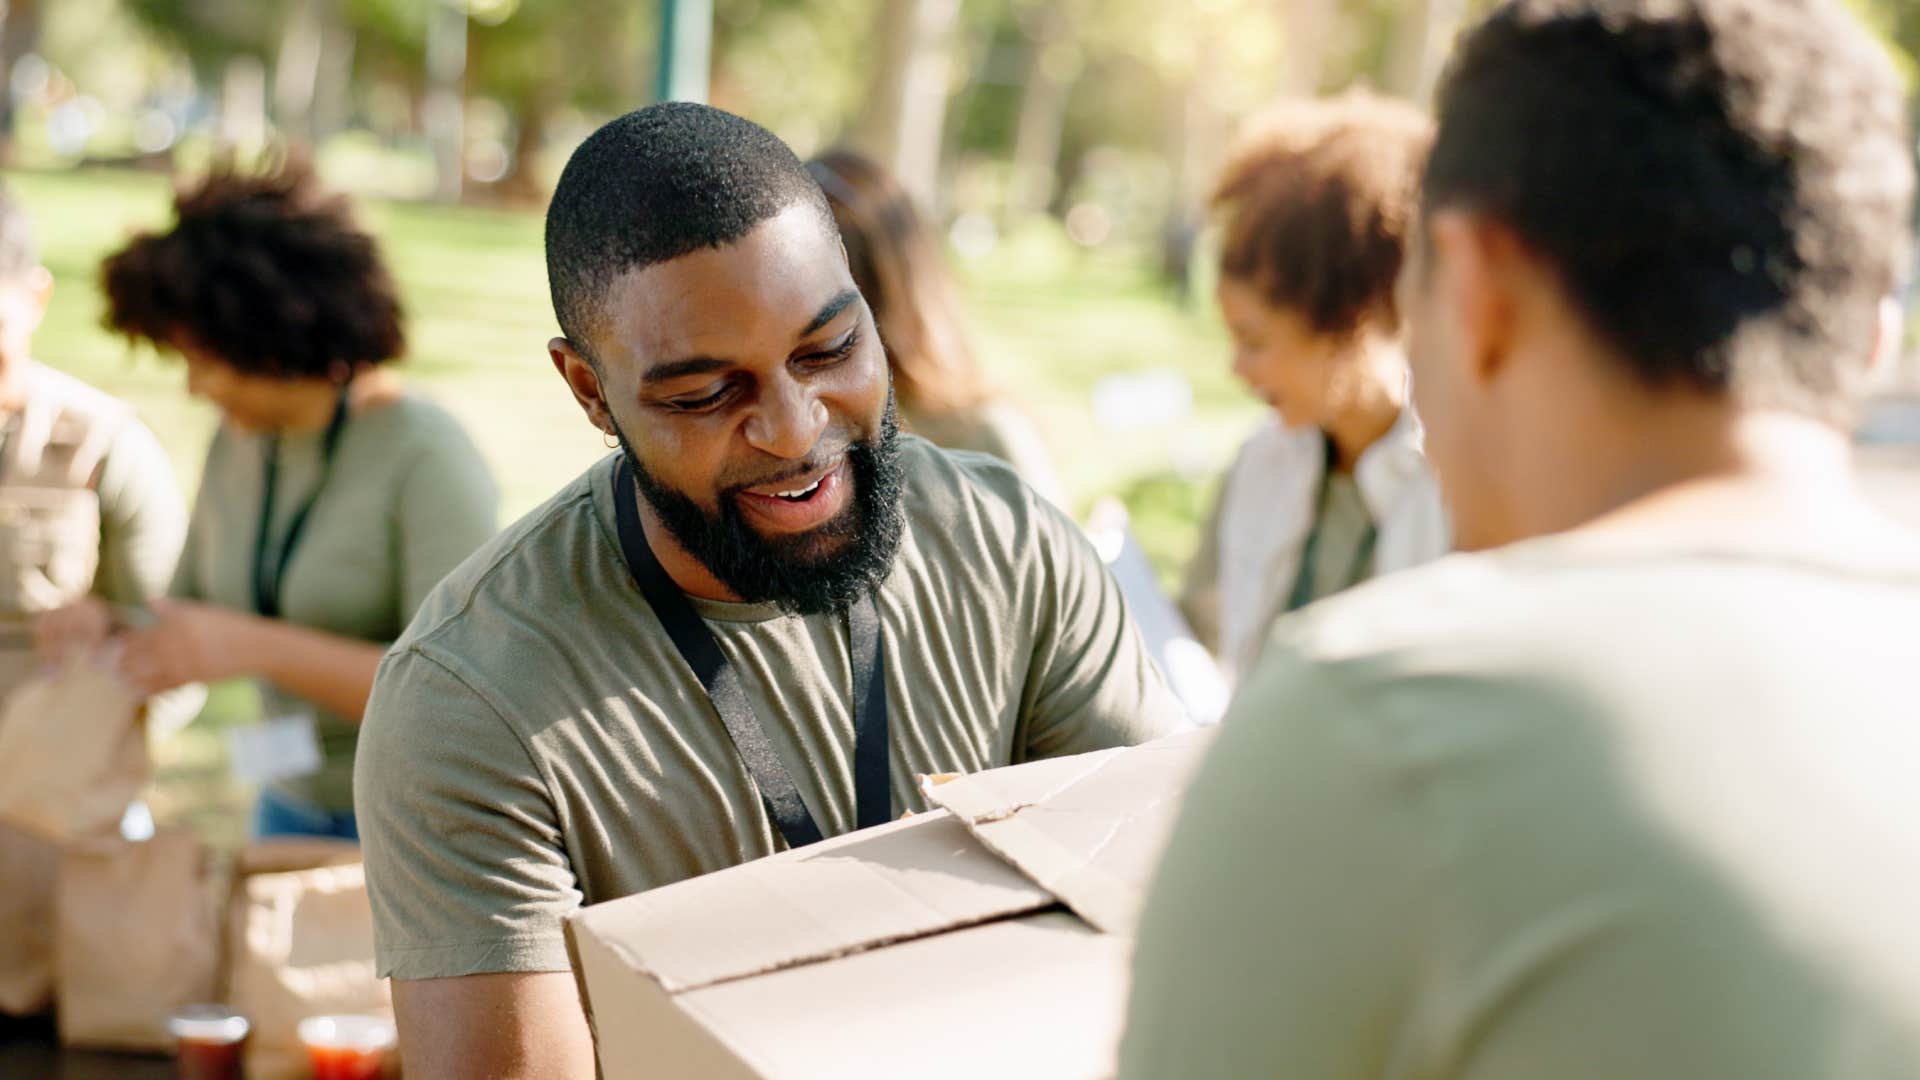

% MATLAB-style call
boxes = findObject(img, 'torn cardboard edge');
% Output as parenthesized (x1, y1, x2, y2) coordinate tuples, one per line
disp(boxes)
(927, 729, 1217, 934)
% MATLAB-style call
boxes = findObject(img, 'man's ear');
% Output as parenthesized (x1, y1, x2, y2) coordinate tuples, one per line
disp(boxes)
(549, 336, 615, 435)
(1426, 209, 1520, 388)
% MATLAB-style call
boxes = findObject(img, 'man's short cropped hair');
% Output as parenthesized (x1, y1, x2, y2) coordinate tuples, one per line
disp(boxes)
(1211, 90, 1434, 338)
(1425, 0, 1915, 420)
(545, 102, 834, 354)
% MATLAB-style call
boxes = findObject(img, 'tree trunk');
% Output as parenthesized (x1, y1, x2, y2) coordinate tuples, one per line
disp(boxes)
(1277, 0, 1338, 95)
(310, 22, 355, 143)
(1007, 0, 1081, 222)
(274, 0, 327, 142)
(425, 0, 468, 204)
(496, 100, 550, 205)
(0, 0, 43, 164)
(220, 56, 269, 153)
(1383, 0, 1465, 103)
(852, 0, 962, 210)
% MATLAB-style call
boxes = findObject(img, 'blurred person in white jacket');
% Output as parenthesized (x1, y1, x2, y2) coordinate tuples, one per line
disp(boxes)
(1181, 91, 1450, 685)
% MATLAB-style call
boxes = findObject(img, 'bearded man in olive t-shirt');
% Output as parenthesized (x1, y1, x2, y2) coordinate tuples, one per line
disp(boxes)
(354, 102, 1186, 1078)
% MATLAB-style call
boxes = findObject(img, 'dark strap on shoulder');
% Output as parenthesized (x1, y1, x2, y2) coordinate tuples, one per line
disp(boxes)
(253, 387, 352, 618)
(612, 456, 890, 848)
(846, 589, 890, 831)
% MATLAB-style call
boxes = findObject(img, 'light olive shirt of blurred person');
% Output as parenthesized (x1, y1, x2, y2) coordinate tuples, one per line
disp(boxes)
(171, 394, 497, 814)
(1122, 538, 1920, 1079)
(6, 364, 185, 619)
(901, 398, 1064, 506)
(355, 439, 1184, 980)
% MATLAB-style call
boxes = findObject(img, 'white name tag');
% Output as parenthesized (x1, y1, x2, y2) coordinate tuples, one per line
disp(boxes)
(228, 714, 323, 785)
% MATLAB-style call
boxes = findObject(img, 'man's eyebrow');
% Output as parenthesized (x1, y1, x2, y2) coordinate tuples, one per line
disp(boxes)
(641, 356, 732, 386)
(800, 289, 861, 338)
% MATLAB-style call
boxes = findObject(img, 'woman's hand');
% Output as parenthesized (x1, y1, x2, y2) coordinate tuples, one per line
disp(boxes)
(34, 597, 116, 669)
(116, 600, 256, 695)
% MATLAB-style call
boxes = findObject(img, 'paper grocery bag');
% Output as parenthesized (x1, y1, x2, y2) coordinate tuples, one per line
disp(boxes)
(0, 657, 146, 843)
(0, 823, 58, 1015)
(224, 842, 390, 1080)
(54, 828, 220, 1050)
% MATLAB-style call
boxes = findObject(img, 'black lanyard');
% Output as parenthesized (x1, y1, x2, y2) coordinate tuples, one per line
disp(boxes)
(1286, 435, 1380, 613)
(611, 456, 891, 849)
(252, 389, 351, 618)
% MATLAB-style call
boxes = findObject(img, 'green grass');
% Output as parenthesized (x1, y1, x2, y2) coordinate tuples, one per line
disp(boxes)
(10, 164, 1261, 848)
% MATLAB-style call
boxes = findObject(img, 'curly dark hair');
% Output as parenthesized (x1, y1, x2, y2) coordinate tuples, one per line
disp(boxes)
(101, 158, 405, 379)
(1425, 0, 1914, 419)
(1212, 91, 1433, 338)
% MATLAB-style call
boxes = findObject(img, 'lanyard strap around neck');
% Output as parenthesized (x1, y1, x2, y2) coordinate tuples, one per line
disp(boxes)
(1286, 434, 1380, 614)
(252, 387, 352, 618)
(611, 456, 891, 850)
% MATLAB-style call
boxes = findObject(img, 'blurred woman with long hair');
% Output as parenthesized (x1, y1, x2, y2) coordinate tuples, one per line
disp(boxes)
(807, 149, 1062, 502)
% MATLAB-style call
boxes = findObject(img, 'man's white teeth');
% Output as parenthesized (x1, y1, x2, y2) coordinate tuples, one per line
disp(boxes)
(775, 478, 822, 500)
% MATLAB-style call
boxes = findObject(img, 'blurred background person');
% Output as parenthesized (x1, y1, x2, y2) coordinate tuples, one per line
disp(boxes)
(0, 180, 185, 1021)
(1180, 91, 1449, 686)
(42, 158, 498, 841)
(808, 148, 1063, 503)
(0, 181, 185, 690)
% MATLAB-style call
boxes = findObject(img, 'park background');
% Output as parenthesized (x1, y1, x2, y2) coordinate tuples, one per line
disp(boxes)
(5, 0, 1919, 844)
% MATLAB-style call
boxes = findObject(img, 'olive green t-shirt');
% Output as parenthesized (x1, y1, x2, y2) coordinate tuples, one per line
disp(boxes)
(171, 393, 498, 811)
(1121, 539, 1920, 1079)
(355, 437, 1186, 980)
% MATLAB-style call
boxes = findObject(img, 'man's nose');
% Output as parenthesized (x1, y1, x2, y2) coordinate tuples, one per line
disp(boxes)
(742, 378, 829, 460)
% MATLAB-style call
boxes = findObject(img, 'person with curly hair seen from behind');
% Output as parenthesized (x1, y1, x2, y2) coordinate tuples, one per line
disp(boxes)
(806, 149, 1063, 503)
(39, 159, 498, 840)
(1182, 91, 1449, 687)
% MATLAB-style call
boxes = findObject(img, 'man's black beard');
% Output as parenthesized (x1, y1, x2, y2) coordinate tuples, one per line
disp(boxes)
(612, 402, 907, 617)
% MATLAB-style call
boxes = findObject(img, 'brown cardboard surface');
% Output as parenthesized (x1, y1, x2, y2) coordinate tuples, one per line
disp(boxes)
(928, 729, 1216, 934)
(567, 734, 1211, 1080)
(568, 809, 1052, 994)
(677, 911, 1127, 1080)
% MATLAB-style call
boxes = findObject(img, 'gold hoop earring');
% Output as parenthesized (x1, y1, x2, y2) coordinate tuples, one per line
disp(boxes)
(602, 428, 619, 450)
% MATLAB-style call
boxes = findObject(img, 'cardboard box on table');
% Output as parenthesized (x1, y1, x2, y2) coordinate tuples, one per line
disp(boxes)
(566, 729, 1215, 1080)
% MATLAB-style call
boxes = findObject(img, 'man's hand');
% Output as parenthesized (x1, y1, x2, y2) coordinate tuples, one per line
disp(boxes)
(34, 597, 115, 669)
(115, 599, 254, 695)
(394, 972, 596, 1080)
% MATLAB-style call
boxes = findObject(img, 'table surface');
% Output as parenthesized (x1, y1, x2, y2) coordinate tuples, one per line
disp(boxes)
(0, 1014, 175, 1080)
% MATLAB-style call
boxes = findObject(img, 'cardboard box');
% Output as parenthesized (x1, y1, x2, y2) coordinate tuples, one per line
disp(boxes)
(566, 729, 1216, 1080)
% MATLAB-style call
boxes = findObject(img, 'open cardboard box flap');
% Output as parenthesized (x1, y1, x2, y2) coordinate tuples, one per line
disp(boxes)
(927, 729, 1214, 935)
(568, 808, 1053, 994)
(565, 729, 1217, 1079)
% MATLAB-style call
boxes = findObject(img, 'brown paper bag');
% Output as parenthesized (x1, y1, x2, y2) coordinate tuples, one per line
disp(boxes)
(54, 828, 220, 1050)
(225, 842, 391, 1080)
(0, 822, 58, 1016)
(0, 658, 146, 843)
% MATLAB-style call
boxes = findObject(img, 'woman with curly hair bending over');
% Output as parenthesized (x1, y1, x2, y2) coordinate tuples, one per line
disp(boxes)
(39, 159, 498, 840)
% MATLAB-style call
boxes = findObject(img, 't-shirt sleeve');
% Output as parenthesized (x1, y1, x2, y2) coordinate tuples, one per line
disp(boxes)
(355, 647, 580, 980)
(394, 439, 498, 620)
(1116, 644, 1433, 1079)
(92, 418, 187, 607)
(1016, 493, 1189, 758)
